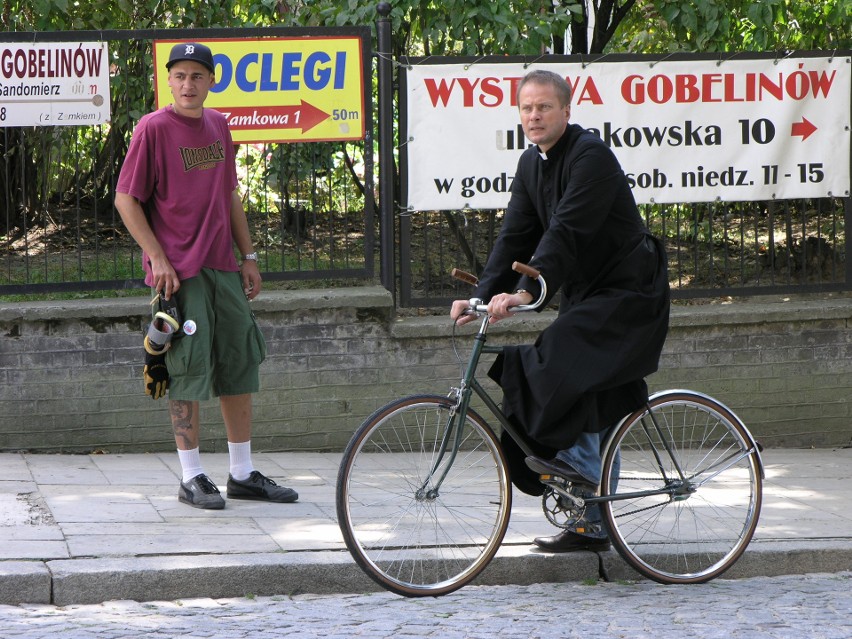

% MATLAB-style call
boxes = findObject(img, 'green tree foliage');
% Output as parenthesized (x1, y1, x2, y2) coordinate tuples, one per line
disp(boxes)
(286, 0, 849, 55)
(289, 0, 579, 56)
(617, 0, 850, 53)
(1, 0, 289, 31)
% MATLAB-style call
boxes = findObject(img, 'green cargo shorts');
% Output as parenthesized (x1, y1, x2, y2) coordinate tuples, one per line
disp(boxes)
(164, 268, 266, 401)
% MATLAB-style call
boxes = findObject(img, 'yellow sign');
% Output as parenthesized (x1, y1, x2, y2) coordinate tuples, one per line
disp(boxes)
(154, 37, 365, 144)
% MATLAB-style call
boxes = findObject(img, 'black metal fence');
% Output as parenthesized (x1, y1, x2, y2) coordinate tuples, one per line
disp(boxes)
(0, 27, 375, 296)
(398, 196, 849, 306)
(1, 26, 849, 306)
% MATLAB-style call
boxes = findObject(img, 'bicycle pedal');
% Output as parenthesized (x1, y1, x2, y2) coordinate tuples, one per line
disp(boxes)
(539, 476, 570, 491)
(540, 476, 583, 493)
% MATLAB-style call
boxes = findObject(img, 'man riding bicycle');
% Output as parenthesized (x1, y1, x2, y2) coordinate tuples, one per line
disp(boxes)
(451, 69, 670, 553)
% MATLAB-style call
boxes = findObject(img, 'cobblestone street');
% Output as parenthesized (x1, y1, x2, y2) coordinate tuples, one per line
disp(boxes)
(2, 572, 850, 639)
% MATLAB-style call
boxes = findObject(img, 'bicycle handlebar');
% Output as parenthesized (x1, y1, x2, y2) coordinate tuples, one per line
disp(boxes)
(450, 268, 479, 286)
(452, 261, 548, 316)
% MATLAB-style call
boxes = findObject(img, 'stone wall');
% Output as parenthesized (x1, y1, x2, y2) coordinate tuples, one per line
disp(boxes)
(0, 287, 849, 453)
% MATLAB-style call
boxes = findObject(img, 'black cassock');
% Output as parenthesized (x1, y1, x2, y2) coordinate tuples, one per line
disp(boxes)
(472, 124, 671, 495)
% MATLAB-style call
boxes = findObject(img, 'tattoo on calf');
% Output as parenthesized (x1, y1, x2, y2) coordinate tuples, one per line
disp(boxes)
(170, 400, 195, 448)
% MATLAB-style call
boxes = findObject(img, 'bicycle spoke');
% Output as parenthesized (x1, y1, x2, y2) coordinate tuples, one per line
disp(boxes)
(337, 396, 511, 597)
(602, 392, 762, 584)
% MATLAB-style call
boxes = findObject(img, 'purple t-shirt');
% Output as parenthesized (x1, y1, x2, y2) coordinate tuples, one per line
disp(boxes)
(116, 105, 240, 285)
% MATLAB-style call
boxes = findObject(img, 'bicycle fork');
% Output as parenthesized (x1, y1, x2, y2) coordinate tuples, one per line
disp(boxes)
(414, 391, 470, 501)
(416, 318, 492, 500)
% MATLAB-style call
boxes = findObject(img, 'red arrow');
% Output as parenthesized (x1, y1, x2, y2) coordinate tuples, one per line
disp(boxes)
(216, 102, 331, 134)
(791, 117, 816, 141)
(296, 100, 331, 133)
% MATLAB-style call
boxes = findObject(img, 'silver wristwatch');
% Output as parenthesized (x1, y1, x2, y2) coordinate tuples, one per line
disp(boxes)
(242, 252, 258, 261)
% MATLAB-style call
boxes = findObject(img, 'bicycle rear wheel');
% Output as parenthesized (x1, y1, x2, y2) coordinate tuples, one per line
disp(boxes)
(336, 394, 511, 597)
(600, 390, 762, 584)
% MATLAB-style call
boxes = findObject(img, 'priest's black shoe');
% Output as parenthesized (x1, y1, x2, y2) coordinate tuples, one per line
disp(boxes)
(533, 530, 611, 553)
(524, 456, 592, 486)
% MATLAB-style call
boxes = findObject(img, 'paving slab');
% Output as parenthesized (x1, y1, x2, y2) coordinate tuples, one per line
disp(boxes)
(0, 448, 851, 605)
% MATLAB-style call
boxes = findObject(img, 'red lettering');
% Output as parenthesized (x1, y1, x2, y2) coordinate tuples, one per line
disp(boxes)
(422, 78, 456, 107)
(724, 74, 743, 101)
(574, 77, 603, 105)
(745, 73, 756, 101)
(785, 68, 809, 100)
(506, 76, 522, 106)
(647, 75, 673, 103)
(675, 74, 699, 102)
(621, 75, 644, 104)
(758, 73, 783, 100)
(422, 75, 603, 108)
(808, 69, 836, 97)
(423, 63, 834, 111)
(701, 73, 722, 102)
(456, 77, 481, 107)
(479, 77, 503, 107)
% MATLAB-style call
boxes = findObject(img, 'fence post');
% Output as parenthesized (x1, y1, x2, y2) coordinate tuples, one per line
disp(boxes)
(845, 196, 852, 286)
(376, 2, 396, 301)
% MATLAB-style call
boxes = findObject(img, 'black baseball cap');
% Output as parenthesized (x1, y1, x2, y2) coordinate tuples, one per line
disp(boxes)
(165, 42, 215, 73)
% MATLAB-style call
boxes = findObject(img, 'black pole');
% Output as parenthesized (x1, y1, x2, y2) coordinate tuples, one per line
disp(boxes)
(376, 2, 395, 299)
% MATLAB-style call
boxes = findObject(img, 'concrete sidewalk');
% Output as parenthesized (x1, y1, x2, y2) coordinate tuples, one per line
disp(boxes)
(1, 448, 851, 605)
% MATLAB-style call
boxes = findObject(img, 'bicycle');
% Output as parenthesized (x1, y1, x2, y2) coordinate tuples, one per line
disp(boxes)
(336, 262, 764, 597)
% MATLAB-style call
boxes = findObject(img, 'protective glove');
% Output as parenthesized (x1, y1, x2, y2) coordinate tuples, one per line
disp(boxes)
(143, 351, 169, 399)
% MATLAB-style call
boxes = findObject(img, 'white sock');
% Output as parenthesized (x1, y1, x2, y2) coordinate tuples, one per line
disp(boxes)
(177, 447, 205, 483)
(228, 441, 254, 481)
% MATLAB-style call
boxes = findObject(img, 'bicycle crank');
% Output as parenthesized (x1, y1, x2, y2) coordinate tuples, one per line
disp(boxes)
(540, 483, 586, 529)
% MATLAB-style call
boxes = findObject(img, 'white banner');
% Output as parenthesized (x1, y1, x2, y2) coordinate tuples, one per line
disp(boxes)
(404, 55, 851, 208)
(0, 42, 111, 127)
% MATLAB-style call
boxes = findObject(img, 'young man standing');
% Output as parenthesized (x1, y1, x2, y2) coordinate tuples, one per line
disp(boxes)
(115, 42, 298, 509)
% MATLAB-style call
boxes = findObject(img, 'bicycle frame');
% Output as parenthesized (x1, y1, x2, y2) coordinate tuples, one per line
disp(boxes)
(423, 309, 766, 512)
(425, 261, 764, 507)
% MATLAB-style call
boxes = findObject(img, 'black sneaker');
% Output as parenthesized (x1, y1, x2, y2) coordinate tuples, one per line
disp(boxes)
(179, 473, 225, 510)
(227, 470, 299, 503)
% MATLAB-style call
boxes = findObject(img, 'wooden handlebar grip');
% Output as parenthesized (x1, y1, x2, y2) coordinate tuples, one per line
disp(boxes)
(512, 261, 540, 279)
(451, 268, 479, 286)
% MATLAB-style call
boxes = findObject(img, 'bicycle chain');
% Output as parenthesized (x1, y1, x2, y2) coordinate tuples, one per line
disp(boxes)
(602, 478, 677, 520)
(611, 494, 673, 520)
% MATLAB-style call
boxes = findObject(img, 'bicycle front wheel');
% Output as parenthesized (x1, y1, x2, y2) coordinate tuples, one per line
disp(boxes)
(336, 394, 511, 597)
(600, 390, 762, 584)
